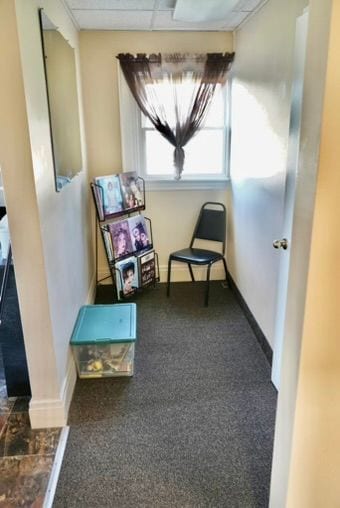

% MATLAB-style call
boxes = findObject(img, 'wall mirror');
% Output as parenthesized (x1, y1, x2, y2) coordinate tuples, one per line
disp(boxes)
(39, 9, 82, 192)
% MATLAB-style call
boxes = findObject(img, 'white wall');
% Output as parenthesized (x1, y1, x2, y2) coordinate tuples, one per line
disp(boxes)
(79, 31, 232, 282)
(0, 0, 93, 427)
(231, 2, 335, 503)
(0, 0, 61, 417)
(228, 0, 307, 347)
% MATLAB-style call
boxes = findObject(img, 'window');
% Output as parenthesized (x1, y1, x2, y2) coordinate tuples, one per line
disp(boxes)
(118, 66, 230, 189)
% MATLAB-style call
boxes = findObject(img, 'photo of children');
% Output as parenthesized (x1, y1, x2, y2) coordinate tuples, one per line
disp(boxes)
(128, 215, 151, 253)
(109, 220, 134, 259)
(95, 175, 124, 216)
(115, 256, 139, 299)
(119, 172, 144, 210)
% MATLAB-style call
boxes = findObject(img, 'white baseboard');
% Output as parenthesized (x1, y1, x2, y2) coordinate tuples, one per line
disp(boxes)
(98, 261, 226, 285)
(43, 426, 70, 508)
(29, 355, 77, 429)
(29, 273, 96, 430)
(158, 262, 226, 283)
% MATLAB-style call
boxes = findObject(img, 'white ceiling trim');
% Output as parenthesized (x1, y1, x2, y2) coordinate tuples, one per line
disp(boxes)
(60, 0, 81, 30)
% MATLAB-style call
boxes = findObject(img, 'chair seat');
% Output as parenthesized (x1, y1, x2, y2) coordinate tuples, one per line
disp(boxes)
(170, 248, 224, 265)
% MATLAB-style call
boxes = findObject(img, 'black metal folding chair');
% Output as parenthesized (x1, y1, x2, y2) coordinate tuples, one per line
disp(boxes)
(167, 202, 228, 306)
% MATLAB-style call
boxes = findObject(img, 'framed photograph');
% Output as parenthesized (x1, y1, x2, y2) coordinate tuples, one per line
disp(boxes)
(109, 220, 134, 260)
(92, 183, 105, 221)
(138, 250, 156, 287)
(95, 175, 124, 217)
(115, 256, 139, 300)
(119, 172, 144, 210)
(128, 215, 151, 253)
(101, 227, 114, 262)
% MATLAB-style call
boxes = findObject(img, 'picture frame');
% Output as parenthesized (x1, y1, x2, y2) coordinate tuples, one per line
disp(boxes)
(109, 219, 134, 260)
(119, 171, 144, 210)
(128, 215, 151, 253)
(138, 250, 156, 287)
(95, 175, 124, 217)
(115, 256, 139, 300)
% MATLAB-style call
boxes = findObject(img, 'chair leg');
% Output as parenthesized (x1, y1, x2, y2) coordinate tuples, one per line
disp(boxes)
(222, 257, 228, 286)
(188, 263, 195, 282)
(205, 263, 212, 307)
(167, 257, 172, 297)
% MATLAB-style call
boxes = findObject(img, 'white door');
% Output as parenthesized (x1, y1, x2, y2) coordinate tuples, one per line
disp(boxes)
(271, 9, 309, 390)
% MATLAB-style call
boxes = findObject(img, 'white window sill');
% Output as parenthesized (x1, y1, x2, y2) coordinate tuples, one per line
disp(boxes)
(143, 177, 230, 191)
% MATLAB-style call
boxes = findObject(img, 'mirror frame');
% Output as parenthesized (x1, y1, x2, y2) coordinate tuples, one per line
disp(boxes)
(38, 8, 82, 192)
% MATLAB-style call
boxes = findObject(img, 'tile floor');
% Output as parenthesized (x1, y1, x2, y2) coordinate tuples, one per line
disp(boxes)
(0, 362, 61, 507)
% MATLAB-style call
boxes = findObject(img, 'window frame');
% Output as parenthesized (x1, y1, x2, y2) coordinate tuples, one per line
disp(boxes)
(118, 64, 231, 191)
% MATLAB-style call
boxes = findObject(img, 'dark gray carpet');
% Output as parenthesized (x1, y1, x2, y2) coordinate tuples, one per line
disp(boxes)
(54, 282, 277, 508)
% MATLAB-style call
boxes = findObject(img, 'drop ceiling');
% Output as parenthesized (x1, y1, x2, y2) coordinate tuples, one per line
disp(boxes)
(63, 0, 267, 31)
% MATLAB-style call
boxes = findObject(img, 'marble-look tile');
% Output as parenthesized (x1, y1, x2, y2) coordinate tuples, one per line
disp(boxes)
(0, 412, 61, 457)
(0, 454, 53, 507)
(0, 394, 15, 416)
(0, 359, 60, 507)
(11, 397, 30, 414)
(0, 414, 9, 441)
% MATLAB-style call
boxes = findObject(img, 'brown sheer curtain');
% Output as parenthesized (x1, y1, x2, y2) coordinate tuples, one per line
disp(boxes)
(117, 52, 234, 180)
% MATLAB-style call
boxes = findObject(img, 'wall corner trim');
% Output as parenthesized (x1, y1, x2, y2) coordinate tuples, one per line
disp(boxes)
(29, 357, 77, 429)
(86, 270, 97, 304)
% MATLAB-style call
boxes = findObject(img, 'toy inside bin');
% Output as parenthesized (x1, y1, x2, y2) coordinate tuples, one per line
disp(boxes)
(70, 303, 137, 378)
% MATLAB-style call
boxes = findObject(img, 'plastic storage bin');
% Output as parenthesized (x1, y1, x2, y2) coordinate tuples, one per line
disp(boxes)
(70, 303, 137, 378)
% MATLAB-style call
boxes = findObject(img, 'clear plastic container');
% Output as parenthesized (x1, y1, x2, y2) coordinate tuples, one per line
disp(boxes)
(70, 304, 136, 379)
(73, 342, 135, 378)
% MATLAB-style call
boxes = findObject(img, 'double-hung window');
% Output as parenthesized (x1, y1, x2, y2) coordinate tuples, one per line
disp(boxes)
(118, 66, 230, 188)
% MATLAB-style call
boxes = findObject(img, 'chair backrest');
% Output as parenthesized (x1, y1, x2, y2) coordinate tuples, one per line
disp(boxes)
(190, 202, 226, 253)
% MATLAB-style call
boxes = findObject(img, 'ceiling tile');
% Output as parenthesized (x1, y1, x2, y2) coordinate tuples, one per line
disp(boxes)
(152, 10, 228, 30)
(73, 10, 153, 29)
(232, 0, 265, 12)
(64, 0, 263, 30)
(222, 11, 250, 28)
(66, 0, 156, 10)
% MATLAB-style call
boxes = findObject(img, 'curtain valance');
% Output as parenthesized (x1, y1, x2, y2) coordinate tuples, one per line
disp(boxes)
(117, 52, 235, 179)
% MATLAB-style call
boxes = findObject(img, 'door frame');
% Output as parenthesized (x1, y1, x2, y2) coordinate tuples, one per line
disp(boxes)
(270, 0, 333, 505)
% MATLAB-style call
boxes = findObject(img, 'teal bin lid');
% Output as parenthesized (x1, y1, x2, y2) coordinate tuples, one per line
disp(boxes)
(70, 304, 137, 345)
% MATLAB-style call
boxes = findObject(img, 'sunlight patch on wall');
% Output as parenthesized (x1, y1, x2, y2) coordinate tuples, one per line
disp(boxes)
(231, 81, 287, 181)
